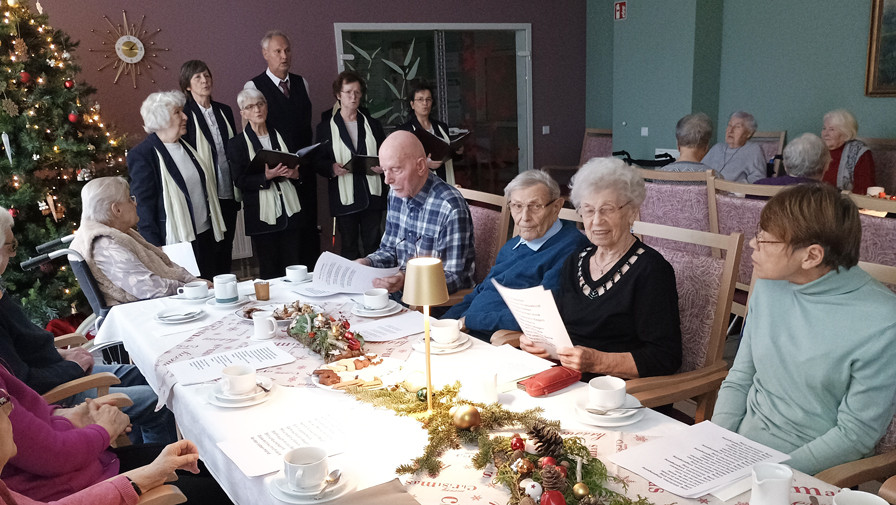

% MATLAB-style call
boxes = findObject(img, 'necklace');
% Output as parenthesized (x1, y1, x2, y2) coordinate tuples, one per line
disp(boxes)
(721, 145, 742, 171)
(591, 236, 636, 276)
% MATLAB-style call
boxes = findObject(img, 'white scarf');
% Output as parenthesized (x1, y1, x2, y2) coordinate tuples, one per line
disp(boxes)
(330, 107, 381, 206)
(156, 140, 226, 244)
(244, 129, 302, 225)
(190, 108, 240, 202)
(432, 122, 455, 186)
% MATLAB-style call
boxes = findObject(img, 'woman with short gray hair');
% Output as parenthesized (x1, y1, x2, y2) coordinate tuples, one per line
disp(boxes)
(520, 157, 681, 381)
(128, 90, 226, 280)
(701, 110, 767, 183)
(661, 113, 714, 174)
(755, 133, 829, 187)
(70, 177, 200, 305)
(821, 108, 876, 194)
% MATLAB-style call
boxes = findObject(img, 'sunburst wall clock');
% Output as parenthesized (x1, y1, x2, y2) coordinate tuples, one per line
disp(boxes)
(88, 11, 169, 88)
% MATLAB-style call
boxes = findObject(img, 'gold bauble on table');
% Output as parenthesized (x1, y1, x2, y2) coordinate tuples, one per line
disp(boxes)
(572, 482, 591, 499)
(451, 404, 481, 429)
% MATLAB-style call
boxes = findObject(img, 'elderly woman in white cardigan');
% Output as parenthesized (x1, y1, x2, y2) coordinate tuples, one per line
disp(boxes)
(70, 177, 203, 306)
(127, 90, 226, 280)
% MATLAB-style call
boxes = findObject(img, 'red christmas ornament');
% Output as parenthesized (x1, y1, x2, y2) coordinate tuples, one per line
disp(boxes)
(64, 79, 74, 89)
(540, 490, 567, 505)
(510, 437, 525, 451)
(68, 112, 79, 123)
(537, 456, 557, 468)
(554, 464, 568, 479)
(19, 71, 30, 83)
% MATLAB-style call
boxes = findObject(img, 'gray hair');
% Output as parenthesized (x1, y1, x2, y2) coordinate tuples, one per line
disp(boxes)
(81, 176, 131, 224)
(0, 206, 13, 237)
(729, 110, 757, 134)
(140, 91, 185, 133)
(782, 133, 830, 178)
(237, 88, 266, 110)
(261, 30, 290, 49)
(675, 113, 713, 149)
(823, 109, 858, 141)
(570, 157, 646, 209)
(504, 170, 561, 202)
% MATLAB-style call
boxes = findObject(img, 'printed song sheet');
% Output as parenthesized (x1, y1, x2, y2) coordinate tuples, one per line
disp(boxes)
(312, 251, 400, 294)
(609, 421, 789, 499)
(352, 310, 425, 341)
(167, 342, 296, 385)
(218, 416, 346, 477)
(492, 280, 573, 359)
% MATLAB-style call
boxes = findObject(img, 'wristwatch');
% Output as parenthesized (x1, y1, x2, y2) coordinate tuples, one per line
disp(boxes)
(125, 476, 143, 496)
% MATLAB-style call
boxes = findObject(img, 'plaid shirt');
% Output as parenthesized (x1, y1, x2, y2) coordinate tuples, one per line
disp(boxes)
(366, 173, 475, 293)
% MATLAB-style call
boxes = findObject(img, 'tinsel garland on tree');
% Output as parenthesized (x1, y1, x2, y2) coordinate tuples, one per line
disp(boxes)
(348, 383, 653, 505)
(0, 1, 128, 323)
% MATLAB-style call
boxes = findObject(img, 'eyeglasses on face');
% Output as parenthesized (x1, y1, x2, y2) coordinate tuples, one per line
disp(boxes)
(413, 97, 433, 104)
(3, 238, 18, 254)
(576, 201, 630, 220)
(242, 102, 266, 111)
(754, 227, 784, 252)
(129, 195, 137, 204)
(508, 199, 557, 214)
(341, 90, 362, 98)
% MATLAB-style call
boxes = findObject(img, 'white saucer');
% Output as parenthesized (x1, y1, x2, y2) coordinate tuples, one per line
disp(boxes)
(214, 376, 274, 403)
(291, 284, 340, 298)
(205, 295, 249, 308)
(351, 300, 402, 318)
(429, 333, 470, 349)
(281, 273, 314, 285)
(207, 379, 274, 408)
(574, 393, 645, 427)
(154, 308, 205, 324)
(169, 289, 214, 304)
(269, 471, 354, 503)
(412, 336, 473, 355)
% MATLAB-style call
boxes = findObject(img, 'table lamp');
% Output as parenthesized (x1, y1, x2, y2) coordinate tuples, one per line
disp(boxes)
(402, 257, 448, 412)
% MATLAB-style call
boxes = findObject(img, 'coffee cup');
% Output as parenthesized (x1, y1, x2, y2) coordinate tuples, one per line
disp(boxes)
(431, 318, 461, 344)
(363, 288, 389, 310)
(177, 281, 208, 299)
(867, 186, 885, 197)
(213, 274, 238, 304)
(252, 310, 277, 340)
(253, 280, 270, 301)
(588, 375, 626, 410)
(285, 265, 309, 283)
(283, 446, 329, 492)
(833, 490, 889, 505)
(220, 364, 256, 396)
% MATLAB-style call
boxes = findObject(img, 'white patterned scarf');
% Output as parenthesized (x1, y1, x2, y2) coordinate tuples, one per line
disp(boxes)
(329, 107, 381, 206)
(155, 140, 225, 244)
(837, 139, 870, 191)
(189, 108, 240, 202)
(243, 129, 302, 225)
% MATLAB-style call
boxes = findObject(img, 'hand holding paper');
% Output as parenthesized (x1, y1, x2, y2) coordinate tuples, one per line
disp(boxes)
(313, 251, 400, 294)
(492, 280, 573, 359)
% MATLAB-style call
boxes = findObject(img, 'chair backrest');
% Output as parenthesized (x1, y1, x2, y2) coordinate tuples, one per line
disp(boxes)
(580, 128, 612, 165)
(707, 178, 787, 288)
(636, 169, 714, 256)
(858, 213, 896, 268)
(858, 137, 896, 193)
(631, 221, 743, 373)
(69, 257, 110, 319)
(457, 187, 511, 284)
(748, 130, 786, 175)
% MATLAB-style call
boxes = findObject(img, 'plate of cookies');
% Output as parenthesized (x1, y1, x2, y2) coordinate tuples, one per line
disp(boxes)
(310, 355, 405, 392)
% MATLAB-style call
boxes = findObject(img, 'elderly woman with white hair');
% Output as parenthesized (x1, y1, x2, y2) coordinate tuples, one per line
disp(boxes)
(70, 177, 200, 305)
(821, 109, 876, 194)
(226, 88, 303, 279)
(127, 91, 226, 280)
(520, 158, 682, 380)
(755, 133, 829, 187)
(701, 110, 767, 183)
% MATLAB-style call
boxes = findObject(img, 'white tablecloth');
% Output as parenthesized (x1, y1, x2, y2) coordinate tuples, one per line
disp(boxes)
(96, 280, 839, 505)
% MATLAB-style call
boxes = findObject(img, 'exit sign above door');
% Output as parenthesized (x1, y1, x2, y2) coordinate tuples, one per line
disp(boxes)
(615, 1, 627, 20)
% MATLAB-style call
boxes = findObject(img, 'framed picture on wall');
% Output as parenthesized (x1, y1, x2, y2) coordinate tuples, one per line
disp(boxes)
(866, 0, 896, 96)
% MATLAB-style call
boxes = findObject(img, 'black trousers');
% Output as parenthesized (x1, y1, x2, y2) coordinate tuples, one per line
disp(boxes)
(251, 229, 303, 280)
(114, 444, 234, 505)
(213, 198, 241, 275)
(337, 209, 384, 260)
(190, 228, 217, 281)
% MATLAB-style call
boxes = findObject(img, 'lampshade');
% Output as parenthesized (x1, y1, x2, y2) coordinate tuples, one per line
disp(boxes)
(402, 257, 449, 306)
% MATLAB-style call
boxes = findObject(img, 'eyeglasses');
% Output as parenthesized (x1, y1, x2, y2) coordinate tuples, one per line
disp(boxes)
(413, 97, 433, 104)
(129, 195, 137, 204)
(3, 238, 18, 254)
(508, 198, 557, 214)
(341, 90, 362, 98)
(577, 201, 630, 220)
(754, 228, 784, 252)
(241, 102, 265, 111)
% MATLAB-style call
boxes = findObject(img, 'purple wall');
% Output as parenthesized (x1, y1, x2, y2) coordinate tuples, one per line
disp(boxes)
(37, 0, 586, 170)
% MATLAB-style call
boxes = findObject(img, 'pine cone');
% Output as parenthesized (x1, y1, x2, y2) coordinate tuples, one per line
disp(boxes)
(519, 497, 536, 505)
(528, 421, 564, 459)
(541, 464, 568, 492)
(493, 449, 509, 468)
(578, 496, 602, 505)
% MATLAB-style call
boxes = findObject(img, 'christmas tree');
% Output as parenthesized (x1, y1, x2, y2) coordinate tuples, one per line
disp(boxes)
(0, 0, 128, 323)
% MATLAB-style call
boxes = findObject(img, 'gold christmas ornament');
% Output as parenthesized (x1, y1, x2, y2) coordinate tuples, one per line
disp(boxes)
(451, 404, 481, 429)
(572, 482, 591, 499)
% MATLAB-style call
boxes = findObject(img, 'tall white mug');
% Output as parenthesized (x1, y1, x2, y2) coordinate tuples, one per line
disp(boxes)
(252, 310, 277, 340)
(213, 274, 238, 304)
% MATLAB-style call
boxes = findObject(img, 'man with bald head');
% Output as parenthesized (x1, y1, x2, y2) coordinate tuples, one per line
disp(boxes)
(358, 131, 475, 294)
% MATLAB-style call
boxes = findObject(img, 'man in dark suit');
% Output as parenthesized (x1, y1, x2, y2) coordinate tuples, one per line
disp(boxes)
(244, 30, 320, 267)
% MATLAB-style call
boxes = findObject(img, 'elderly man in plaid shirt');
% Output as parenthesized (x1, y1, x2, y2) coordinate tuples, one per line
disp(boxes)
(358, 131, 475, 295)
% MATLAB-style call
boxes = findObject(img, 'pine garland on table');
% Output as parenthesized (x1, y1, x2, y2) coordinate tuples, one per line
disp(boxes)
(347, 383, 654, 505)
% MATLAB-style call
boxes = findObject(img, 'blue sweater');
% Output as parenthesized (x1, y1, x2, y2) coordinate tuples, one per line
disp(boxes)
(443, 221, 589, 338)
(713, 266, 896, 474)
